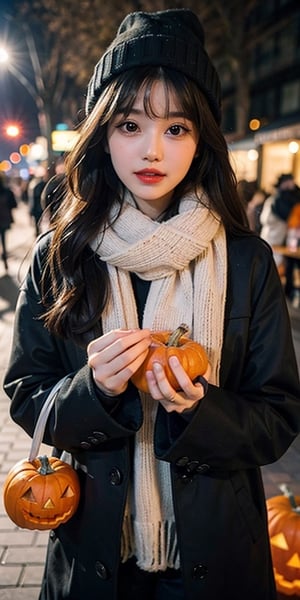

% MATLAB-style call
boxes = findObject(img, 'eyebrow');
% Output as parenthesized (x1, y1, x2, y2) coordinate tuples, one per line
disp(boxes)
(117, 108, 188, 119)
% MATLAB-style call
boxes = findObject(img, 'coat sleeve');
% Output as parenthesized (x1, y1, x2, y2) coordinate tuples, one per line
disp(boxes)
(3, 235, 143, 453)
(154, 237, 300, 470)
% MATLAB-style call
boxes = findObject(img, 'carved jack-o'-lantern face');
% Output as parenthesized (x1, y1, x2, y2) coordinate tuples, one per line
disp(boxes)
(3, 456, 80, 530)
(267, 491, 300, 596)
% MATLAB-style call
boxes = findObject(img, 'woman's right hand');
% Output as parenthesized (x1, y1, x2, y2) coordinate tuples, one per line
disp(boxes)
(87, 328, 151, 396)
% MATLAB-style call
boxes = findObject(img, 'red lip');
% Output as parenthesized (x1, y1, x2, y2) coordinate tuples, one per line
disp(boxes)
(134, 169, 165, 184)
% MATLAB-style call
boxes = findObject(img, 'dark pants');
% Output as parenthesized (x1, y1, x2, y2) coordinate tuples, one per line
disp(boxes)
(118, 557, 185, 600)
(0, 228, 8, 271)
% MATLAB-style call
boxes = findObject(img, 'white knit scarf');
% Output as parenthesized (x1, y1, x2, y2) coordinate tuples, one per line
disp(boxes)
(91, 191, 227, 571)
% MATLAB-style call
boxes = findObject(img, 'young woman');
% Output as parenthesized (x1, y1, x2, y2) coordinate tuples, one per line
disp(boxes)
(4, 9, 300, 600)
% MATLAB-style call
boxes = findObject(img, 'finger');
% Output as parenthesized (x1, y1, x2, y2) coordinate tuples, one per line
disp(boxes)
(87, 329, 135, 354)
(89, 338, 153, 397)
(168, 356, 210, 400)
(151, 362, 178, 401)
(88, 331, 151, 367)
(91, 343, 150, 384)
(148, 361, 182, 402)
(145, 368, 166, 400)
(168, 356, 190, 389)
(88, 328, 151, 356)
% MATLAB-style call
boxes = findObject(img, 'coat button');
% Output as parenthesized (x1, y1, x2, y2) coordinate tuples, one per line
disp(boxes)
(192, 563, 208, 580)
(92, 431, 108, 442)
(80, 441, 91, 449)
(175, 456, 190, 467)
(95, 561, 109, 579)
(109, 467, 123, 486)
(196, 464, 210, 474)
(87, 436, 101, 445)
(185, 460, 200, 473)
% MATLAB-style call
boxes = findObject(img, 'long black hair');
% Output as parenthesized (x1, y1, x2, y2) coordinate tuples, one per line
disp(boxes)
(42, 66, 250, 345)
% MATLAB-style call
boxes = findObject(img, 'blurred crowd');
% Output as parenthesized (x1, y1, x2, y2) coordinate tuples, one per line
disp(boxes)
(0, 155, 66, 274)
(238, 172, 300, 306)
(1, 161, 300, 307)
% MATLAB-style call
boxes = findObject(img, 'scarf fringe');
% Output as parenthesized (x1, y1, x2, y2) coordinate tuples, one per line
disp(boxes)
(121, 513, 135, 564)
(121, 515, 180, 572)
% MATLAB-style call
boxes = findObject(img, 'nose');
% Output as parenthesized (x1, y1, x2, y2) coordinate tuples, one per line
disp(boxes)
(143, 132, 163, 162)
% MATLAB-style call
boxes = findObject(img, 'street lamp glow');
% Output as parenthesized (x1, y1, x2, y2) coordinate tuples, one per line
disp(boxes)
(5, 124, 20, 137)
(0, 47, 9, 63)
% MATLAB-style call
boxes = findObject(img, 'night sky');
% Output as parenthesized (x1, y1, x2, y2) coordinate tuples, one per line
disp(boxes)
(0, 0, 40, 163)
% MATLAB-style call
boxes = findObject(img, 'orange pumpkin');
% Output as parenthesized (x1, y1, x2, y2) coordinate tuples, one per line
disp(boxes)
(267, 484, 300, 597)
(3, 455, 80, 530)
(131, 323, 208, 393)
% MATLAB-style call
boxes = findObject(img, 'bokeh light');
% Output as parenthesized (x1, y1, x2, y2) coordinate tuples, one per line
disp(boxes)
(288, 141, 299, 154)
(0, 160, 12, 172)
(10, 152, 21, 164)
(248, 149, 259, 161)
(19, 144, 30, 156)
(249, 119, 261, 131)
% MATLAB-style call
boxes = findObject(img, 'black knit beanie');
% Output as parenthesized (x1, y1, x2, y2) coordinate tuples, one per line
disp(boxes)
(85, 9, 222, 123)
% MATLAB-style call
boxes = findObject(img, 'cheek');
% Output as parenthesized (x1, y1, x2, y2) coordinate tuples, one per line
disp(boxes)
(170, 146, 196, 178)
(108, 139, 131, 176)
(170, 137, 197, 160)
(110, 154, 127, 182)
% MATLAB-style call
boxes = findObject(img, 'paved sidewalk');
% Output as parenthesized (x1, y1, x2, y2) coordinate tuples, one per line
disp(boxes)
(0, 203, 48, 599)
(0, 202, 300, 598)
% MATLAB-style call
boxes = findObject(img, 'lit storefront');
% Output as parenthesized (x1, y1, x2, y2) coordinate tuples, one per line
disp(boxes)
(228, 122, 300, 194)
(227, 137, 259, 184)
(254, 123, 300, 193)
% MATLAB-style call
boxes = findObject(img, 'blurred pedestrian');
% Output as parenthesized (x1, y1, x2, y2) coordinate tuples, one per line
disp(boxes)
(237, 178, 257, 207)
(3, 8, 300, 600)
(246, 188, 267, 233)
(272, 173, 300, 222)
(40, 155, 66, 229)
(283, 194, 300, 303)
(260, 173, 300, 272)
(28, 166, 49, 235)
(0, 174, 17, 272)
(237, 179, 267, 234)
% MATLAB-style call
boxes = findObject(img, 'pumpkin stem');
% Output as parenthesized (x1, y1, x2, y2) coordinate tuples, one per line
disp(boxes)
(167, 323, 189, 347)
(279, 483, 300, 513)
(38, 455, 55, 475)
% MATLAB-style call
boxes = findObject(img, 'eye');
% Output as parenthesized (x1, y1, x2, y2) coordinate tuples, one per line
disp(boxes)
(61, 485, 75, 498)
(117, 120, 139, 134)
(168, 124, 190, 137)
(22, 488, 36, 502)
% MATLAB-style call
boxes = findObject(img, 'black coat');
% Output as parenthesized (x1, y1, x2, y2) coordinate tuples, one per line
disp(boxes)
(271, 186, 300, 221)
(4, 232, 300, 600)
(0, 186, 17, 230)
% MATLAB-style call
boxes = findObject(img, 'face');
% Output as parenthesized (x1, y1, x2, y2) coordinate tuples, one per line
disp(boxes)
(281, 178, 295, 190)
(106, 81, 199, 219)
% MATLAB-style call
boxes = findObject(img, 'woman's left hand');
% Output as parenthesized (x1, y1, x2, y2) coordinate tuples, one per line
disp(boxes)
(145, 355, 211, 413)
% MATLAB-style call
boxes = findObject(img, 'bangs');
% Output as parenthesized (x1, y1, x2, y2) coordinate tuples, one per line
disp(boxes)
(105, 66, 201, 124)
(118, 70, 173, 119)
